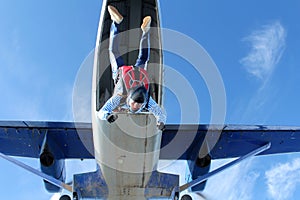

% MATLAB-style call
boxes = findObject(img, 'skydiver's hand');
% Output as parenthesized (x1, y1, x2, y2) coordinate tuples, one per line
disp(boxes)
(157, 122, 165, 131)
(106, 113, 118, 123)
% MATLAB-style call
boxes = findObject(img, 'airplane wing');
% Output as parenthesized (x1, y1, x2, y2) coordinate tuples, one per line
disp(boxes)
(160, 124, 300, 160)
(1, 121, 300, 160)
(2, 121, 300, 195)
(160, 124, 300, 193)
(0, 121, 94, 159)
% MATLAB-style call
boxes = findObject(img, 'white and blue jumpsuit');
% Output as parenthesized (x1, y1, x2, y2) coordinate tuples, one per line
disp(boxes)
(98, 21, 166, 124)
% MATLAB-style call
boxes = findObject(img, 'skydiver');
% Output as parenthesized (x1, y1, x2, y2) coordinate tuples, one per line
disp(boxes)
(97, 5, 166, 131)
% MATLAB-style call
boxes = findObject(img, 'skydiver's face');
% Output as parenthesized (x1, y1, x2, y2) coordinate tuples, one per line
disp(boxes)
(128, 98, 144, 112)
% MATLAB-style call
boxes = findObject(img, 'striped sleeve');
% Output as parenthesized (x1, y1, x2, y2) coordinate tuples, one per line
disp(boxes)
(97, 95, 122, 120)
(147, 96, 167, 124)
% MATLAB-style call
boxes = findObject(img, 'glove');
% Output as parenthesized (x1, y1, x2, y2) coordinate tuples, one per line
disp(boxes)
(157, 122, 165, 131)
(106, 113, 118, 123)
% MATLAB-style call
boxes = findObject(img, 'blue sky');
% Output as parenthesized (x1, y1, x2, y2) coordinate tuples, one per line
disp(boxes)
(1, 0, 300, 199)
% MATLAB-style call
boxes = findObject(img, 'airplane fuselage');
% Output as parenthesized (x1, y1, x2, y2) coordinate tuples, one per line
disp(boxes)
(89, 0, 179, 199)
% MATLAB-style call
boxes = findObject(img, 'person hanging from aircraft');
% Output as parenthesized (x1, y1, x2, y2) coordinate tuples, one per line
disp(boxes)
(97, 5, 166, 130)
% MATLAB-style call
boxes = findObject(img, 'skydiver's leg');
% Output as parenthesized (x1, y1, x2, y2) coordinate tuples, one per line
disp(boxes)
(109, 22, 124, 81)
(108, 6, 124, 82)
(134, 32, 150, 69)
(134, 16, 151, 69)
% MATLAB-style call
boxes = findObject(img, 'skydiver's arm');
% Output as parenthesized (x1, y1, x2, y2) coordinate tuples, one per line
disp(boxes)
(147, 96, 166, 124)
(97, 95, 122, 120)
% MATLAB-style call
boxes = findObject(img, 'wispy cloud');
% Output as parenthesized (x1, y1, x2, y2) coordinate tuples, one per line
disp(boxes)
(240, 21, 286, 81)
(236, 21, 287, 124)
(158, 159, 260, 199)
(265, 158, 300, 200)
(193, 159, 260, 200)
(204, 158, 259, 200)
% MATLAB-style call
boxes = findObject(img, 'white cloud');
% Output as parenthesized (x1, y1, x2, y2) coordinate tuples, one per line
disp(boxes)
(240, 21, 286, 80)
(205, 158, 259, 200)
(158, 159, 261, 199)
(236, 21, 287, 123)
(265, 158, 300, 200)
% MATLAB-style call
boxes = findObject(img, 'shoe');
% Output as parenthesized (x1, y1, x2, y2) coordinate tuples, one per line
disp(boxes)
(141, 16, 151, 33)
(108, 5, 123, 24)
